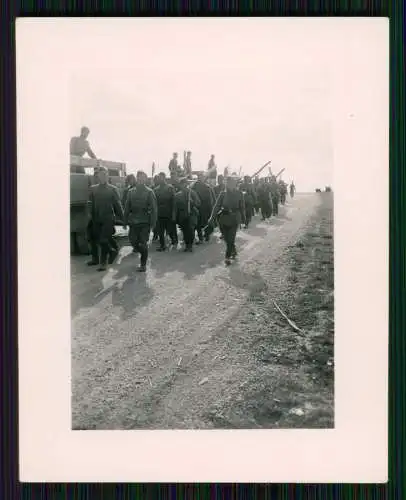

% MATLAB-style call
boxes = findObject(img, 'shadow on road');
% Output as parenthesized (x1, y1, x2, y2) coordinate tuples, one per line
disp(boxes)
(70, 215, 278, 316)
(111, 271, 154, 320)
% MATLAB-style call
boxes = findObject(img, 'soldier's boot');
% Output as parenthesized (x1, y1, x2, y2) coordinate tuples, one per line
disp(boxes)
(98, 245, 109, 271)
(108, 248, 119, 265)
(87, 243, 99, 266)
(137, 246, 148, 272)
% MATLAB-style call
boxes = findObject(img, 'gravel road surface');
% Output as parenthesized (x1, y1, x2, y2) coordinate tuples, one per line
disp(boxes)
(71, 194, 324, 429)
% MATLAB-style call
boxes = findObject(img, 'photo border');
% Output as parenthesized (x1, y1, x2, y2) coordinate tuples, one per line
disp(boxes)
(1, 2, 401, 497)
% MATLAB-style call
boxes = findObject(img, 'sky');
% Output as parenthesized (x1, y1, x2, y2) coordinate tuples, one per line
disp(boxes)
(69, 19, 334, 191)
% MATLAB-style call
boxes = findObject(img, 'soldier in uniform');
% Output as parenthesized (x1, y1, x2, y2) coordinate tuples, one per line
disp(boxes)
(253, 177, 261, 215)
(213, 175, 226, 239)
(278, 179, 288, 205)
(192, 172, 216, 243)
(70, 126, 97, 159)
(269, 175, 280, 216)
(239, 175, 256, 228)
(257, 178, 272, 220)
(174, 177, 201, 252)
(123, 171, 157, 272)
(214, 175, 225, 198)
(184, 151, 192, 178)
(289, 181, 296, 198)
(122, 174, 136, 209)
(154, 172, 178, 251)
(168, 153, 179, 176)
(87, 166, 124, 271)
(70, 126, 97, 173)
(207, 154, 217, 187)
(207, 175, 246, 266)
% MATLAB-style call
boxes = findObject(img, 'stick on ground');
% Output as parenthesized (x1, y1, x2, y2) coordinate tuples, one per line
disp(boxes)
(272, 299, 305, 334)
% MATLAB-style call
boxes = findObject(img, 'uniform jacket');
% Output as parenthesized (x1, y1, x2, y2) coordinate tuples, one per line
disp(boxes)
(239, 182, 256, 205)
(123, 185, 157, 228)
(154, 183, 176, 219)
(192, 181, 215, 212)
(211, 189, 245, 227)
(174, 188, 201, 225)
(89, 183, 124, 224)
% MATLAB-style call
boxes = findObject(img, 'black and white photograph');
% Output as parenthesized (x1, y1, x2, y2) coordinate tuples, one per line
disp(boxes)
(69, 22, 335, 431)
(18, 17, 388, 482)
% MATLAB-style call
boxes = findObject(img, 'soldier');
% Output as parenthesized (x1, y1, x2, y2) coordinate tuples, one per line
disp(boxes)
(70, 126, 97, 173)
(207, 175, 246, 266)
(168, 152, 179, 176)
(122, 174, 136, 209)
(123, 171, 157, 272)
(239, 175, 256, 228)
(174, 177, 201, 252)
(253, 177, 261, 214)
(269, 175, 280, 216)
(154, 172, 178, 251)
(207, 154, 217, 187)
(184, 151, 192, 178)
(70, 126, 97, 159)
(213, 175, 225, 239)
(214, 175, 225, 197)
(257, 178, 272, 220)
(278, 179, 288, 205)
(87, 166, 124, 271)
(290, 181, 296, 198)
(192, 172, 216, 243)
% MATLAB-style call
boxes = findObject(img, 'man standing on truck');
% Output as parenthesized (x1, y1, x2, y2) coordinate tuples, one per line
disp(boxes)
(207, 154, 217, 187)
(184, 151, 192, 178)
(168, 153, 182, 176)
(123, 171, 157, 272)
(70, 126, 97, 159)
(87, 166, 124, 272)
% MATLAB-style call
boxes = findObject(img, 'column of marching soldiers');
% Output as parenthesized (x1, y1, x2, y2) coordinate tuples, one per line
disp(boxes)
(87, 151, 296, 272)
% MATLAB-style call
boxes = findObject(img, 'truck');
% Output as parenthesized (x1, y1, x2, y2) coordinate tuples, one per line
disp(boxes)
(70, 155, 127, 255)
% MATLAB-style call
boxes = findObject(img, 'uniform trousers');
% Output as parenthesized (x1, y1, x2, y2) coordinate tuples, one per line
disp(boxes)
(129, 223, 150, 266)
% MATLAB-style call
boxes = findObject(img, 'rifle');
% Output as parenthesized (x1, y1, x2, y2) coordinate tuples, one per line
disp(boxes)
(275, 168, 285, 179)
(252, 160, 272, 178)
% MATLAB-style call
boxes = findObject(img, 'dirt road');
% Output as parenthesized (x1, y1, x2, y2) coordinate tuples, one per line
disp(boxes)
(71, 193, 333, 429)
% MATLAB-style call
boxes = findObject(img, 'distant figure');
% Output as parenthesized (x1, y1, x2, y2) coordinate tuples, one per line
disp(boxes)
(269, 176, 280, 216)
(184, 151, 192, 178)
(70, 126, 97, 159)
(289, 181, 296, 198)
(207, 154, 217, 187)
(168, 153, 182, 177)
(278, 179, 288, 205)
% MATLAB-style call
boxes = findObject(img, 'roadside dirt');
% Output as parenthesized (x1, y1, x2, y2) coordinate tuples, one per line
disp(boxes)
(71, 193, 334, 429)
